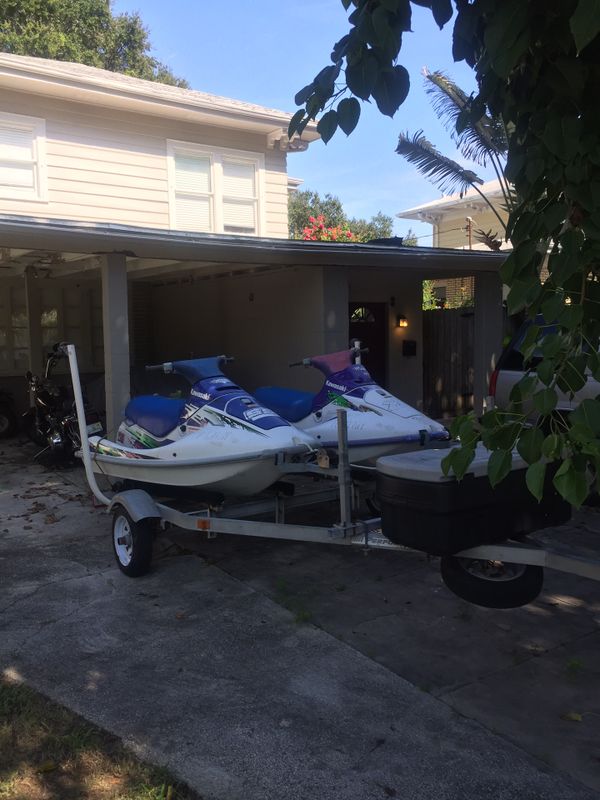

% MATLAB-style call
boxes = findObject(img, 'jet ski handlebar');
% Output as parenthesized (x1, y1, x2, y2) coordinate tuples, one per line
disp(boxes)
(289, 346, 369, 369)
(145, 355, 235, 376)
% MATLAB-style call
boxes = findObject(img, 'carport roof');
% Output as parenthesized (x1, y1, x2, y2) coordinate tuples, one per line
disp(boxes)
(0, 215, 507, 280)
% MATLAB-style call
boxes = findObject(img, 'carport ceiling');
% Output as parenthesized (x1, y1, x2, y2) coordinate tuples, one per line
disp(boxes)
(0, 217, 507, 282)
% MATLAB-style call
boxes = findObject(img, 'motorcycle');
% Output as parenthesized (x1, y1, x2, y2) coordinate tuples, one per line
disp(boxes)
(0, 390, 17, 438)
(23, 343, 103, 459)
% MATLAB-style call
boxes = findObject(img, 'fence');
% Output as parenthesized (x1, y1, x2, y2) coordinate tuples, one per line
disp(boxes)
(423, 308, 474, 419)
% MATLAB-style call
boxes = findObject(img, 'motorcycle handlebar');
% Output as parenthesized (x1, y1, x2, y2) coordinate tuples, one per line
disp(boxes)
(145, 362, 172, 373)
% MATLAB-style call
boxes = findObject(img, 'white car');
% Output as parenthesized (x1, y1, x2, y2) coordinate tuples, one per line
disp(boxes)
(489, 320, 600, 418)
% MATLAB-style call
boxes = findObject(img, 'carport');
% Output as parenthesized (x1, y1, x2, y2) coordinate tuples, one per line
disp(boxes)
(0, 216, 506, 433)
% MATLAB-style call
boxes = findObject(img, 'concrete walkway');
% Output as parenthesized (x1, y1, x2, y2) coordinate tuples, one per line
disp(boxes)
(1, 440, 598, 800)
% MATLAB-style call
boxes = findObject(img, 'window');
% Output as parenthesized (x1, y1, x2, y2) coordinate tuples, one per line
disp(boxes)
(0, 111, 47, 202)
(350, 306, 376, 323)
(167, 141, 263, 235)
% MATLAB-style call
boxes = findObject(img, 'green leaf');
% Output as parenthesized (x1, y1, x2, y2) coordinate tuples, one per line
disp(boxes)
(553, 458, 589, 507)
(518, 324, 540, 357)
(317, 110, 338, 144)
(372, 65, 410, 117)
(337, 97, 361, 135)
(442, 445, 476, 480)
(556, 355, 587, 395)
(288, 109, 306, 138)
(543, 203, 567, 233)
(295, 83, 315, 106)
(452, 444, 477, 479)
(540, 333, 563, 359)
(526, 461, 546, 502)
(507, 279, 533, 314)
(570, 0, 600, 53)
(536, 358, 555, 387)
(315, 65, 339, 95)
(557, 303, 584, 330)
(346, 51, 379, 100)
(541, 292, 564, 324)
(517, 427, 544, 464)
(430, 0, 453, 29)
(372, 6, 392, 40)
(488, 448, 512, 487)
(571, 398, 600, 435)
(542, 433, 562, 459)
(533, 387, 558, 416)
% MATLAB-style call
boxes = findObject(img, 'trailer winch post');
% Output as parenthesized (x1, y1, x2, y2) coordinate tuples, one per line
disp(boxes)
(337, 408, 353, 532)
(64, 343, 111, 507)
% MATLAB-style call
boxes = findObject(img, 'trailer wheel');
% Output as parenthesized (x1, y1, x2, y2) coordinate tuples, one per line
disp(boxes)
(440, 555, 544, 609)
(112, 508, 154, 577)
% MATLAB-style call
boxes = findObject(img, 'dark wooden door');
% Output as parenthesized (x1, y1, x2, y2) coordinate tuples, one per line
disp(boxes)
(348, 302, 387, 386)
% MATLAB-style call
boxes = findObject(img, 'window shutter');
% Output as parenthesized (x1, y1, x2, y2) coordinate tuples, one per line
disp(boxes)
(173, 153, 212, 232)
(0, 124, 35, 189)
(222, 160, 256, 233)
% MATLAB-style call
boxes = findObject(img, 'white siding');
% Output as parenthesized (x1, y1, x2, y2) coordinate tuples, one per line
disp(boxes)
(435, 207, 509, 250)
(0, 89, 290, 237)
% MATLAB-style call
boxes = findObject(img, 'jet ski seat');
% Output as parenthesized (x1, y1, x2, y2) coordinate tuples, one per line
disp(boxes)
(254, 386, 314, 423)
(124, 396, 186, 439)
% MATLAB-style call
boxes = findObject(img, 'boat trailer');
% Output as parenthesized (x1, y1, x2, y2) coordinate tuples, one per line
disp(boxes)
(64, 343, 600, 609)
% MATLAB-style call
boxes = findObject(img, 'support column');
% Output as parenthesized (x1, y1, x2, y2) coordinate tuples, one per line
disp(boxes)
(100, 253, 130, 435)
(321, 266, 349, 354)
(24, 268, 43, 376)
(473, 270, 504, 416)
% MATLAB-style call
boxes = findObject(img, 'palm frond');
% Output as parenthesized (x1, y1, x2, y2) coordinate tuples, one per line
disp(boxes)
(396, 131, 484, 196)
(422, 68, 508, 166)
(474, 228, 503, 251)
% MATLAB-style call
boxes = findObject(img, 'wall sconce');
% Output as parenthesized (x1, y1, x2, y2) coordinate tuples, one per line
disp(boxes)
(396, 314, 408, 328)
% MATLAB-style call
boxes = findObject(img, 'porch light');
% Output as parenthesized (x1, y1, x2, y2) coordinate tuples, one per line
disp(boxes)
(396, 314, 408, 328)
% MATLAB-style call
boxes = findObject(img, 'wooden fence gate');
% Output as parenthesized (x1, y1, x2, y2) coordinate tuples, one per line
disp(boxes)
(422, 308, 474, 419)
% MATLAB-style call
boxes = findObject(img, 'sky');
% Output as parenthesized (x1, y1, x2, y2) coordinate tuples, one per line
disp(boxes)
(113, 0, 495, 244)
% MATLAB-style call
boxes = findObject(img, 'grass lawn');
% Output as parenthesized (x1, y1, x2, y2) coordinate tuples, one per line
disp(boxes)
(0, 678, 202, 799)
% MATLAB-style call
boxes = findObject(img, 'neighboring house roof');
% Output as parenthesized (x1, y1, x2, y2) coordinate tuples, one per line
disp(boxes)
(0, 52, 319, 150)
(287, 176, 304, 193)
(397, 180, 505, 222)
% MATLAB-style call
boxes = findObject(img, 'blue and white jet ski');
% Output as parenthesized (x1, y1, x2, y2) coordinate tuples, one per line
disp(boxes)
(86, 356, 316, 495)
(255, 344, 450, 463)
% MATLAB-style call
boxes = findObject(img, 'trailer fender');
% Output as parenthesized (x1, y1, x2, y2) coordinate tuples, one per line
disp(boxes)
(108, 490, 161, 523)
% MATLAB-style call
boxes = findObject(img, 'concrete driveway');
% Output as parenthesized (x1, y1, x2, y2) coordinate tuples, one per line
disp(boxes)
(1, 439, 599, 800)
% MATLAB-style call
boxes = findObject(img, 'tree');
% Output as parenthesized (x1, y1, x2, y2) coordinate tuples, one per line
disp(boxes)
(396, 69, 514, 239)
(403, 228, 418, 247)
(289, 190, 346, 238)
(290, 1, 600, 509)
(289, 188, 393, 241)
(0, 0, 188, 87)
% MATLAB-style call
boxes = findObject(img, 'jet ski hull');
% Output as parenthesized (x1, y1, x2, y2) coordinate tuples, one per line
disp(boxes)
(86, 436, 306, 495)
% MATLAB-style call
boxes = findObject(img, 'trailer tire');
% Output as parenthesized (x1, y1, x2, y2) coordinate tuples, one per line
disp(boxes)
(440, 555, 544, 609)
(112, 508, 154, 577)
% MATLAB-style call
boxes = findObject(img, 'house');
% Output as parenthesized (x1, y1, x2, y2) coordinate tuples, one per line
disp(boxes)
(397, 180, 509, 306)
(0, 53, 505, 431)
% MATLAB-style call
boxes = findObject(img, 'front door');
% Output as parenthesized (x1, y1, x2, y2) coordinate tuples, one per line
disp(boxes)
(348, 302, 387, 386)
